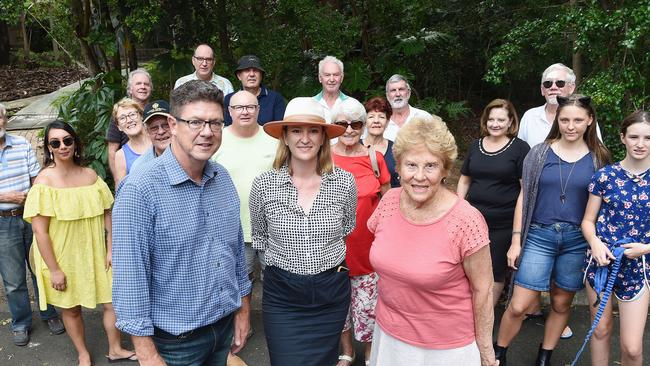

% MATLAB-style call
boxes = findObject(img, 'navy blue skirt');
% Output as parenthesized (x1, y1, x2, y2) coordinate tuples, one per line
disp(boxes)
(262, 265, 351, 366)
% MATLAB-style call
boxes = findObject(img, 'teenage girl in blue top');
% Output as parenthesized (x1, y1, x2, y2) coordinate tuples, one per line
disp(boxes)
(582, 110, 650, 366)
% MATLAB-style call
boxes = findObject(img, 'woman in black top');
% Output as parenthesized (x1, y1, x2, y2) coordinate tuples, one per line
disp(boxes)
(457, 99, 530, 305)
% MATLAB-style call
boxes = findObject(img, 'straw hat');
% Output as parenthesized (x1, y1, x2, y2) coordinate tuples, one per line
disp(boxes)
(263, 97, 346, 139)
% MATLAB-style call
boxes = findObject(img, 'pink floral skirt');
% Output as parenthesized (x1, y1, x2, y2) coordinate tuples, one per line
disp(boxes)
(343, 272, 379, 342)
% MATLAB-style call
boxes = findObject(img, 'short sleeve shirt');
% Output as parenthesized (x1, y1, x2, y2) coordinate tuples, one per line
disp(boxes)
(461, 137, 530, 228)
(174, 72, 234, 95)
(588, 163, 650, 245)
(249, 166, 357, 275)
(0, 134, 40, 210)
(368, 188, 490, 349)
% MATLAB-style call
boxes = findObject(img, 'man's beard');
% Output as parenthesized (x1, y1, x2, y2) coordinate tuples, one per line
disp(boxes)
(389, 98, 407, 109)
(546, 95, 558, 105)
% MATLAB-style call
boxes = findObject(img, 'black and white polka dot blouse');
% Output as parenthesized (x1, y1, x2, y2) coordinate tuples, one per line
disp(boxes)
(249, 165, 357, 275)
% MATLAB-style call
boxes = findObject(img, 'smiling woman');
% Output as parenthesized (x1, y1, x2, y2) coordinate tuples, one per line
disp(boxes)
(367, 118, 498, 366)
(111, 98, 151, 186)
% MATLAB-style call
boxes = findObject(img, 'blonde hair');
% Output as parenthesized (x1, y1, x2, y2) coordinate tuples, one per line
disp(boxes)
(393, 117, 457, 171)
(272, 126, 334, 175)
(112, 97, 143, 121)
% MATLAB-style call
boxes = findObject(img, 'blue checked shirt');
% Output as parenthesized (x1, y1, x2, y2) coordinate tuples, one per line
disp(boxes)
(0, 134, 40, 210)
(112, 147, 252, 336)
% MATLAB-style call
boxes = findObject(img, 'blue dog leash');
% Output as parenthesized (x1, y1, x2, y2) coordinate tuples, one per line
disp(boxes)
(570, 238, 633, 366)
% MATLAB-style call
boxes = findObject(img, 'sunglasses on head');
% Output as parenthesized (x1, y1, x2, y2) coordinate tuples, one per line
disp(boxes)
(542, 80, 567, 88)
(557, 95, 592, 107)
(49, 136, 75, 149)
(334, 120, 364, 130)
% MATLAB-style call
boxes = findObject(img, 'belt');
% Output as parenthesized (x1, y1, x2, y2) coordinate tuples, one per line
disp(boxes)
(153, 313, 233, 341)
(0, 208, 23, 217)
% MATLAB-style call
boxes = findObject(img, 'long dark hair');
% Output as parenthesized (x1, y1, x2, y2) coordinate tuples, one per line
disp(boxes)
(545, 94, 611, 167)
(43, 120, 84, 167)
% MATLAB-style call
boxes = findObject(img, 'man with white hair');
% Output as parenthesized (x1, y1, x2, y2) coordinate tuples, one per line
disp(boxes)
(313, 56, 354, 122)
(106, 68, 153, 179)
(383, 74, 433, 141)
(518, 63, 602, 147)
(175, 44, 234, 95)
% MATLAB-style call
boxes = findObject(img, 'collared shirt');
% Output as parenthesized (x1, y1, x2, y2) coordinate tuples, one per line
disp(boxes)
(249, 165, 357, 275)
(0, 134, 40, 210)
(518, 104, 603, 147)
(313, 90, 350, 123)
(383, 105, 433, 142)
(174, 72, 234, 95)
(223, 85, 287, 126)
(112, 147, 251, 336)
(129, 146, 158, 176)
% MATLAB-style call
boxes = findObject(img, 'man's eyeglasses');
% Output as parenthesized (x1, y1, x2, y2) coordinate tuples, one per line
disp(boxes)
(542, 80, 567, 89)
(147, 123, 170, 133)
(334, 120, 364, 130)
(117, 112, 140, 124)
(230, 105, 259, 113)
(193, 56, 215, 64)
(49, 136, 74, 149)
(175, 116, 224, 132)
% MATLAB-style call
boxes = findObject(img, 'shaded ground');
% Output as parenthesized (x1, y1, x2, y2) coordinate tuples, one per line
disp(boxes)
(0, 66, 89, 103)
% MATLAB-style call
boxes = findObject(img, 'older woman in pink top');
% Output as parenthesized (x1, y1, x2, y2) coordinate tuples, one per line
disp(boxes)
(367, 118, 498, 366)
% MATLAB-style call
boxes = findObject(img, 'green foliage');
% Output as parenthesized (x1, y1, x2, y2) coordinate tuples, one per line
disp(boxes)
(0, 0, 27, 24)
(11, 50, 65, 68)
(58, 71, 124, 184)
(486, 0, 649, 160)
(147, 50, 194, 101)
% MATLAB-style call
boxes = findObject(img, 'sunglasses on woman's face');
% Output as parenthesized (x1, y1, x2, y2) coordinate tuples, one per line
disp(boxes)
(334, 120, 364, 130)
(49, 136, 75, 149)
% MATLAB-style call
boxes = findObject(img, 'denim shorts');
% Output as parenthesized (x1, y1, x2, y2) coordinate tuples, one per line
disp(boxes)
(514, 222, 589, 292)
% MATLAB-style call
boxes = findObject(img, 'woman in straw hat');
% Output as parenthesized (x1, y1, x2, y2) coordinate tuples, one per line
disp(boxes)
(249, 97, 357, 365)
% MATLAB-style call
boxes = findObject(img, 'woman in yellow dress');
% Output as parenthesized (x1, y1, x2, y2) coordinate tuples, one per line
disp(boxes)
(23, 121, 136, 366)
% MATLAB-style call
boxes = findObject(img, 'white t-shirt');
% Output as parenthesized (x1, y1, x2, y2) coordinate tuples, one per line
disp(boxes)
(518, 104, 603, 147)
(212, 127, 277, 242)
(174, 72, 234, 95)
(383, 105, 433, 141)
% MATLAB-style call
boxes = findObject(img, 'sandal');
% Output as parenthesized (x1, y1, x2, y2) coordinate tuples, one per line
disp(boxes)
(560, 325, 573, 339)
(337, 353, 356, 366)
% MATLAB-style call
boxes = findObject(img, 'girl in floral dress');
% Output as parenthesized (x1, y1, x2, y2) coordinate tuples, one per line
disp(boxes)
(582, 110, 650, 366)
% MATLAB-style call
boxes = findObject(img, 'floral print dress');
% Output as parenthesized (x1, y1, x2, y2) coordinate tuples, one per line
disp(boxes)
(585, 163, 650, 301)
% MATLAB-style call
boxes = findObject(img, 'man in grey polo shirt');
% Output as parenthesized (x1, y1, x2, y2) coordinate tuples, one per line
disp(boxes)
(0, 103, 64, 346)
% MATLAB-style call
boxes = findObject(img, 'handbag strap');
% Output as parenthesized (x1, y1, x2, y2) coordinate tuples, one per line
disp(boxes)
(368, 145, 380, 178)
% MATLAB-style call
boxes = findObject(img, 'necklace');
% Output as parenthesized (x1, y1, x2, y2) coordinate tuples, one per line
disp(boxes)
(558, 154, 578, 204)
(478, 137, 515, 156)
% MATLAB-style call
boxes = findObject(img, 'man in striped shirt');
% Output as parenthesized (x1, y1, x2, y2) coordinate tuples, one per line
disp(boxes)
(0, 104, 64, 346)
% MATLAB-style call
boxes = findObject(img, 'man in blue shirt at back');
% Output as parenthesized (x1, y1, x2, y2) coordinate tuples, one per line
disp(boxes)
(224, 55, 286, 126)
(112, 80, 252, 366)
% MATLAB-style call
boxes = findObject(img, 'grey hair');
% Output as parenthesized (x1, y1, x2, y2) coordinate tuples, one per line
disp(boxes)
(0, 103, 6, 119)
(332, 97, 367, 123)
(318, 56, 344, 75)
(541, 63, 576, 84)
(385, 74, 411, 92)
(126, 68, 153, 97)
(170, 80, 224, 116)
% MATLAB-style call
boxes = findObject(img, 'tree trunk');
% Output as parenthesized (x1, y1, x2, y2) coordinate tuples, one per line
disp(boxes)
(20, 13, 30, 60)
(569, 0, 582, 85)
(124, 30, 138, 71)
(215, 0, 234, 67)
(48, 7, 61, 60)
(69, 0, 102, 75)
(0, 21, 10, 65)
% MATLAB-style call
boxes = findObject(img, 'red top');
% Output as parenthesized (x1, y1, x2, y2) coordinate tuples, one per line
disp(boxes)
(333, 151, 390, 276)
(368, 188, 490, 349)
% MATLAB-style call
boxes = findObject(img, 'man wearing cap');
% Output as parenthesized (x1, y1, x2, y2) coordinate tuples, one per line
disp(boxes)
(112, 80, 252, 366)
(174, 44, 234, 95)
(383, 74, 434, 142)
(313, 55, 360, 123)
(107, 68, 153, 180)
(0, 103, 65, 346)
(224, 55, 286, 126)
(129, 100, 172, 175)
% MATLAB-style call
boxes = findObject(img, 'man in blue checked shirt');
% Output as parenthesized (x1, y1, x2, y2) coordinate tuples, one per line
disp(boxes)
(112, 80, 252, 366)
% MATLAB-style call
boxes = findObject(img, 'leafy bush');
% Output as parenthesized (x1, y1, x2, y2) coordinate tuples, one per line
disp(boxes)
(57, 71, 124, 187)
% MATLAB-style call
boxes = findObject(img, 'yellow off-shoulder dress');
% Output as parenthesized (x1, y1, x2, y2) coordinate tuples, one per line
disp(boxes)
(23, 178, 114, 310)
